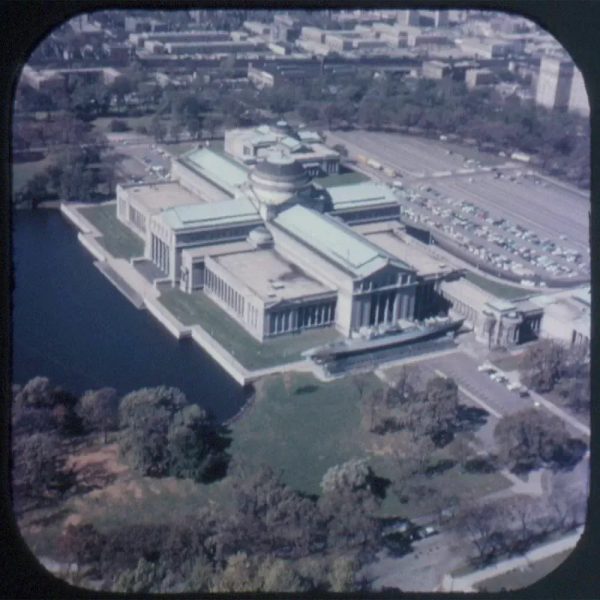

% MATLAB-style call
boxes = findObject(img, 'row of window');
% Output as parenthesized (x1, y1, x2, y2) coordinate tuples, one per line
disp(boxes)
(205, 268, 245, 316)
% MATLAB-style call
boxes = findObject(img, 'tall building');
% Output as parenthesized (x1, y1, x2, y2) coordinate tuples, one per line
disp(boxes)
(398, 10, 420, 27)
(535, 55, 574, 110)
(568, 67, 589, 116)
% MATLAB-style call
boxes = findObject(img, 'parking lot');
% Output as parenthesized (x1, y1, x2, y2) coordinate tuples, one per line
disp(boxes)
(429, 171, 589, 252)
(401, 178, 589, 282)
(106, 132, 175, 185)
(327, 130, 590, 285)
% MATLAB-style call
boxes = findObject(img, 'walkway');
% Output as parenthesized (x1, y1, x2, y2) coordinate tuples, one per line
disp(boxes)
(442, 527, 584, 592)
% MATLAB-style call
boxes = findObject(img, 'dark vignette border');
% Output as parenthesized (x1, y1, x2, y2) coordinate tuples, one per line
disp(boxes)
(0, 1, 598, 599)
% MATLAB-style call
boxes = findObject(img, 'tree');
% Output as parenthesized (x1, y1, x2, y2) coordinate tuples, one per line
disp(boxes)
(453, 501, 507, 565)
(109, 119, 129, 133)
(424, 376, 459, 440)
(318, 459, 382, 557)
(14, 173, 51, 208)
(493, 408, 577, 472)
(149, 115, 166, 142)
(119, 387, 228, 481)
(213, 465, 320, 562)
(519, 339, 568, 392)
(12, 432, 74, 511)
(77, 387, 118, 442)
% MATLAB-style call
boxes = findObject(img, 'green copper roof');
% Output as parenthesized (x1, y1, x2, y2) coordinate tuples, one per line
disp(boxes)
(327, 181, 399, 211)
(160, 197, 260, 231)
(273, 205, 411, 277)
(179, 148, 248, 194)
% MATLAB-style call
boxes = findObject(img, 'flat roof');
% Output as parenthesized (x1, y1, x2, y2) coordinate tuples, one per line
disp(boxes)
(214, 248, 333, 303)
(178, 147, 248, 193)
(364, 231, 450, 277)
(160, 197, 260, 231)
(273, 205, 411, 277)
(327, 181, 399, 211)
(125, 181, 201, 213)
(181, 240, 252, 260)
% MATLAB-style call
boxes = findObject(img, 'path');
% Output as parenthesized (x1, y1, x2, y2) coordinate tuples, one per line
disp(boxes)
(442, 527, 584, 592)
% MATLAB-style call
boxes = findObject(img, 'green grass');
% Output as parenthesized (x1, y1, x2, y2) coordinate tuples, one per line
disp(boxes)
(314, 170, 370, 188)
(230, 372, 511, 513)
(231, 372, 381, 495)
(159, 288, 343, 370)
(79, 204, 144, 259)
(476, 549, 573, 592)
(465, 270, 534, 300)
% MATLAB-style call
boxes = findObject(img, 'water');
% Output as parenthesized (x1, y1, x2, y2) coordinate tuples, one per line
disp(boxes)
(11, 209, 246, 422)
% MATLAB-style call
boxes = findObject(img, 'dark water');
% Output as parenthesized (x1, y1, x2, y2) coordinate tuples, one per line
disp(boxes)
(11, 210, 246, 422)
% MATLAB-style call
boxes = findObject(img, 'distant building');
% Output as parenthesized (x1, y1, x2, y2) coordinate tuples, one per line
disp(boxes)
(397, 10, 421, 27)
(465, 67, 496, 89)
(459, 37, 520, 59)
(535, 55, 574, 110)
(271, 14, 301, 43)
(422, 60, 452, 80)
(529, 286, 590, 350)
(568, 67, 589, 116)
(440, 278, 543, 347)
(224, 122, 339, 177)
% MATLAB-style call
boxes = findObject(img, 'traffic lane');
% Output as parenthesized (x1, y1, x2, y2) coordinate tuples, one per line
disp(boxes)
(417, 352, 536, 417)
(329, 130, 466, 177)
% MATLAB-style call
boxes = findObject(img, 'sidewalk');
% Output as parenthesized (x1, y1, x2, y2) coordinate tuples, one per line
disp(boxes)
(442, 527, 583, 592)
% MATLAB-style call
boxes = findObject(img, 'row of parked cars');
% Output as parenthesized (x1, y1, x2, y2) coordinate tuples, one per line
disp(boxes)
(400, 182, 588, 282)
(477, 362, 529, 396)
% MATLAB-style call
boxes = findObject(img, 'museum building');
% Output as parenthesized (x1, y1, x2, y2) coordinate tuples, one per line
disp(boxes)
(115, 123, 470, 341)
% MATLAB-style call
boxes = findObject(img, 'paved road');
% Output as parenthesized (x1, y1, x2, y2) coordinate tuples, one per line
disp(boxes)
(443, 527, 584, 592)
(366, 533, 465, 592)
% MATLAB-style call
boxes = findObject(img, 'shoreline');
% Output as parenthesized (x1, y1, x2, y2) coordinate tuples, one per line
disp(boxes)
(60, 201, 315, 388)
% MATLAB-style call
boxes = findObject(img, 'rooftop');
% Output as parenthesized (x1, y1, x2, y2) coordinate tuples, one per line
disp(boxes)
(159, 197, 260, 231)
(124, 181, 201, 213)
(179, 147, 249, 194)
(181, 240, 252, 260)
(363, 230, 450, 277)
(326, 181, 399, 211)
(214, 248, 333, 304)
(273, 205, 411, 278)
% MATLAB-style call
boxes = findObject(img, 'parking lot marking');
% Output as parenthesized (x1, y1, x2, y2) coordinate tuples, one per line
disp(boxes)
(434, 368, 502, 419)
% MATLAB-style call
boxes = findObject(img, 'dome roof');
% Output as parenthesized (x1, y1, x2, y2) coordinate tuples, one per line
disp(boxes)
(249, 153, 311, 207)
(252, 153, 307, 181)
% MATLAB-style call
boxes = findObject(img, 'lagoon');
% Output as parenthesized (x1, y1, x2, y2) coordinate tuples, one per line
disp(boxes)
(11, 209, 246, 421)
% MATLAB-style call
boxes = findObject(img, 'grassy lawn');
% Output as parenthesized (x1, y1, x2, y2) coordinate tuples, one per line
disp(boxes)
(79, 203, 144, 259)
(230, 372, 381, 495)
(476, 549, 572, 592)
(12, 155, 54, 193)
(159, 288, 342, 370)
(465, 270, 534, 300)
(314, 170, 370, 188)
(231, 372, 511, 514)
